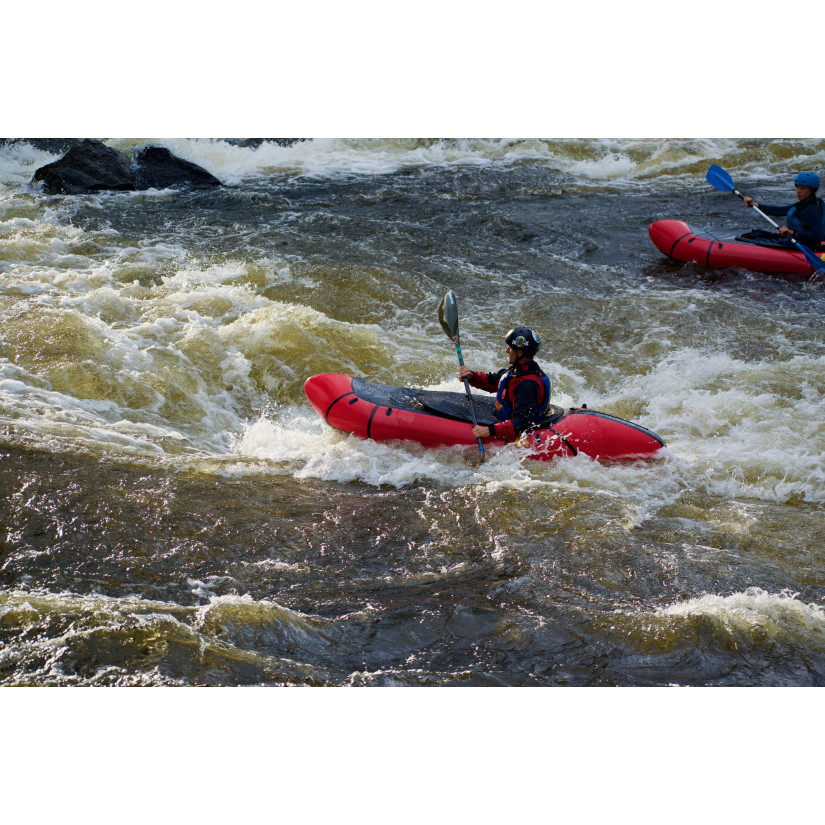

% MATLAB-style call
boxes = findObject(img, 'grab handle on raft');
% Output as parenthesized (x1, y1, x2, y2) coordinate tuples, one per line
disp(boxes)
(438, 290, 485, 460)
(706, 163, 825, 283)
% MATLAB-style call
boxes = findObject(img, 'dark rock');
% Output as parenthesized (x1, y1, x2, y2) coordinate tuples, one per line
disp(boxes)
(133, 146, 221, 190)
(32, 139, 135, 194)
(30, 139, 224, 194)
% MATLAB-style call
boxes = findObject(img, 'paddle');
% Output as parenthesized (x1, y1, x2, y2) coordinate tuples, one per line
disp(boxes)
(438, 290, 485, 460)
(706, 163, 825, 282)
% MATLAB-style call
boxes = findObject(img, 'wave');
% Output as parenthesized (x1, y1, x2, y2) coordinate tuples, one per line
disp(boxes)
(3, 261, 824, 506)
(144, 137, 825, 187)
(6, 138, 825, 189)
(606, 588, 825, 675)
(0, 587, 337, 686)
(658, 588, 825, 648)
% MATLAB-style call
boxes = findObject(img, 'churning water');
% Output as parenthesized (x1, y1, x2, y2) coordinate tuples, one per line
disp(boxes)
(2, 138, 825, 687)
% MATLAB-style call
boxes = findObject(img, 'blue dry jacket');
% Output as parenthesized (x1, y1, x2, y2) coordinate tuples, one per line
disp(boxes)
(758, 196, 825, 246)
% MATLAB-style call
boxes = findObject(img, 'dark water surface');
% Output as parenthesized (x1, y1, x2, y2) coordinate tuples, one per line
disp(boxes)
(2, 139, 825, 687)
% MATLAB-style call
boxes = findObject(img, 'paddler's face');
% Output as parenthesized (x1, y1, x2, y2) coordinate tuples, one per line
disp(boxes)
(506, 345, 522, 364)
(796, 185, 814, 200)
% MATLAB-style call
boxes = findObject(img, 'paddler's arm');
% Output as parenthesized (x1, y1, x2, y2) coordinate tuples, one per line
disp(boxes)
(744, 196, 791, 214)
(743, 197, 795, 236)
(458, 365, 500, 392)
(472, 420, 516, 440)
(744, 196, 791, 217)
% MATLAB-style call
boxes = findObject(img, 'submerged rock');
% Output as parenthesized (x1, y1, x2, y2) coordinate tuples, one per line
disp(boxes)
(31, 139, 223, 194)
(219, 138, 304, 148)
(133, 146, 222, 190)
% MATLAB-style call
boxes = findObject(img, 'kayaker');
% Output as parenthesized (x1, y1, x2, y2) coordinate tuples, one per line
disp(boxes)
(743, 172, 825, 247)
(458, 327, 551, 441)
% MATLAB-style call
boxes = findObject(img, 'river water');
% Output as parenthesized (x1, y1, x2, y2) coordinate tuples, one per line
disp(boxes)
(2, 138, 824, 687)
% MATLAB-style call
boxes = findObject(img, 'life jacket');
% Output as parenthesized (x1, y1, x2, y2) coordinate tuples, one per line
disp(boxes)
(495, 362, 551, 424)
(787, 197, 825, 243)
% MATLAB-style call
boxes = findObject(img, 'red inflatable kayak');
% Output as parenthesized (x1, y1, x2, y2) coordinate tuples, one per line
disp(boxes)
(649, 219, 825, 276)
(304, 373, 665, 461)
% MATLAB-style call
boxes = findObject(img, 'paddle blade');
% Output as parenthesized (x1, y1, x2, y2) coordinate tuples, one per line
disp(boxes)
(706, 164, 734, 192)
(797, 242, 825, 278)
(438, 290, 459, 339)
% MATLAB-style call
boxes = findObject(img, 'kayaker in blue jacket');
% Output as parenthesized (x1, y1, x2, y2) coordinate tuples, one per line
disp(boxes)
(743, 171, 825, 247)
(458, 327, 551, 442)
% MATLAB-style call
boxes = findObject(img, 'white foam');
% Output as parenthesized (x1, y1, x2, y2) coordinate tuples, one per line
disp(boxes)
(564, 151, 638, 180)
(659, 588, 825, 638)
(229, 402, 672, 518)
(0, 142, 61, 191)
(628, 350, 825, 504)
(233, 406, 473, 487)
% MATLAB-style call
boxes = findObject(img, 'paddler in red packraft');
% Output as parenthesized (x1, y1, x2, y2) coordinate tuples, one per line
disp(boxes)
(742, 171, 825, 248)
(458, 327, 551, 441)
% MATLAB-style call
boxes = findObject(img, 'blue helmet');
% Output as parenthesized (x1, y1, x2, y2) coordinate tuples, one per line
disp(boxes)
(794, 171, 820, 190)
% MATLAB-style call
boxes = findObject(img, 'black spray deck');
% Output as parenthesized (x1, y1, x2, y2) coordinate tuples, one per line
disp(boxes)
(352, 377, 568, 427)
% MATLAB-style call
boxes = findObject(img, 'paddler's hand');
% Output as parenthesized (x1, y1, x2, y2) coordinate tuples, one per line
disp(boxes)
(472, 424, 491, 439)
(778, 226, 794, 237)
(743, 196, 757, 208)
(458, 365, 473, 381)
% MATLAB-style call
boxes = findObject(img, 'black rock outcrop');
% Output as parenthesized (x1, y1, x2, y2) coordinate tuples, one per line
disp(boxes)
(30, 139, 223, 194)
(133, 146, 222, 190)
(32, 140, 135, 194)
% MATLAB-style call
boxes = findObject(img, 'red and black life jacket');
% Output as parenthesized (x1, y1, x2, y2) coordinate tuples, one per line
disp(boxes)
(495, 362, 552, 426)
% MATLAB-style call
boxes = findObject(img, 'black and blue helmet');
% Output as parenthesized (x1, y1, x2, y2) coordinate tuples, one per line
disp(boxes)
(505, 326, 541, 357)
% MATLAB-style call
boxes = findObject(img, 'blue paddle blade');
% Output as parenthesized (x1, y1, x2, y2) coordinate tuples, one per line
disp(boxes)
(706, 164, 734, 192)
(797, 242, 825, 277)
